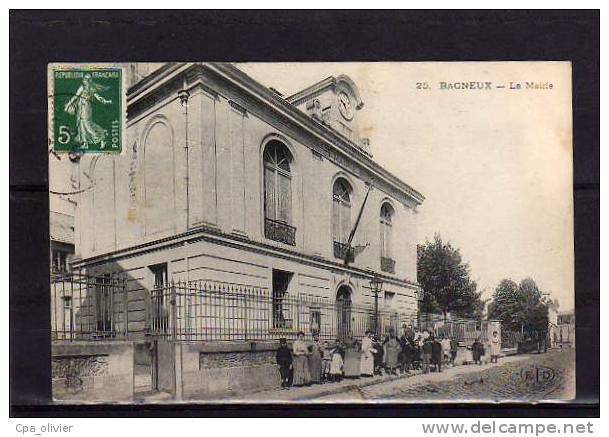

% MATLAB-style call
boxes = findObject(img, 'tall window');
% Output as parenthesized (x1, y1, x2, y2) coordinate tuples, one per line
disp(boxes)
(380, 203, 395, 273)
(332, 179, 352, 244)
(272, 269, 293, 329)
(51, 249, 70, 273)
(263, 140, 296, 245)
(264, 141, 292, 223)
(380, 203, 394, 258)
(149, 263, 168, 334)
(95, 275, 113, 334)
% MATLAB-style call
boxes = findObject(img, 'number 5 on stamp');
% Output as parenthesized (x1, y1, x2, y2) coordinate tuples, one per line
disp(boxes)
(49, 66, 123, 154)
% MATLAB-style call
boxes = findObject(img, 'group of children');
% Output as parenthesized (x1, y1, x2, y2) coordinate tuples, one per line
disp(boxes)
(275, 328, 501, 389)
(275, 332, 349, 389)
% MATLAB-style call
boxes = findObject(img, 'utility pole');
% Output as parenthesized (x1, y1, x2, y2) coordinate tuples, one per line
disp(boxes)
(370, 275, 383, 336)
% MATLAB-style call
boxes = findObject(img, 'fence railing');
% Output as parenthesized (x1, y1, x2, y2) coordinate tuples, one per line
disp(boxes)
(264, 218, 296, 246)
(51, 273, 504, 346)
(51, 271, 127, 342)
(416, 313, 502, 345)
(149, 281, 406, 342)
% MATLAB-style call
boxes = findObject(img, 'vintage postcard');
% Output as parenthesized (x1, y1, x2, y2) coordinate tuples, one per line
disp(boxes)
(48, 62, 574, 403)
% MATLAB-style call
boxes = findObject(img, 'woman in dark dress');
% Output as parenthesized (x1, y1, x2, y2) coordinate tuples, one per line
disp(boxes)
(307, 334, 323, 384)
(343, 334, 361, 378)
(292, 331, 311, 386)
(373, 335, 384, 375)
(383, 330, 401, 375)
(431, 335, 443, 372)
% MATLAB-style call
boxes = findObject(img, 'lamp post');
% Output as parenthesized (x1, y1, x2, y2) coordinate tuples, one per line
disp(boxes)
(178, 83, 190, 230)
(370, 275, 384, 336)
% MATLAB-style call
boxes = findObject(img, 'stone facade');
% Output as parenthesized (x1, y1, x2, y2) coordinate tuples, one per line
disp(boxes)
(72, 63, 425, 341)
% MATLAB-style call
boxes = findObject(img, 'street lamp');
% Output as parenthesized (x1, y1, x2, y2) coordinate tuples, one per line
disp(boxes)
(370, 275, 384, 336)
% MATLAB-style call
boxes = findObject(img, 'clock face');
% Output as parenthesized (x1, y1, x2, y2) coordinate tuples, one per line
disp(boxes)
(338, 91, 354, 120)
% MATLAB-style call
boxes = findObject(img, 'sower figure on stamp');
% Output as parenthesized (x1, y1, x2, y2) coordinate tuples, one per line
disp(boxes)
(63, 73, 112, 149)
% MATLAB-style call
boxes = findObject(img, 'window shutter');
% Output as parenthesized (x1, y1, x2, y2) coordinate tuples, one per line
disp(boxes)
(386, 223, 392, 258)
(341, 202, 351, 243)
(332, 199, 340, 242)
(277, 173, 291, 223)
(380, 221, 386, 257)
(264, 166, 276, 220)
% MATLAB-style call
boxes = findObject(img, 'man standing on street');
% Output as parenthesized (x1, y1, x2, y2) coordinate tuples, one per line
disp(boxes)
(276, 338, 293, 389)
(450, 336, 459, 366)
(422, 336, 433, 374)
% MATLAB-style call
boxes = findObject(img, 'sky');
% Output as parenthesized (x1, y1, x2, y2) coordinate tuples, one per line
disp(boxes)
(236, 62, 574, 311)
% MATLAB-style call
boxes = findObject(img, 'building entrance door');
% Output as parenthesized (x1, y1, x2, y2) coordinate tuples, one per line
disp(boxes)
(336, 285, 352, 339)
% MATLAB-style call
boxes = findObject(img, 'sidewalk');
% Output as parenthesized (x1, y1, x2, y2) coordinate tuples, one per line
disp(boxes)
(200, 353, 529, 403)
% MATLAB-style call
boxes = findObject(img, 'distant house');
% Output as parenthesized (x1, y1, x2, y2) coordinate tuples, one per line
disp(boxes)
(50, 211, 74, 273)
(557, 311, 575, 347)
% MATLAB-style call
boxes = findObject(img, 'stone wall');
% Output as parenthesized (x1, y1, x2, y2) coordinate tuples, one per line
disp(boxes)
(52, 342, 134, 402)
(178, 341, 281, 400)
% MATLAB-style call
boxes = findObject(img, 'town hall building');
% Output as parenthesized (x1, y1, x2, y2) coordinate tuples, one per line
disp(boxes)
(54, 63, 425, 399)
(70, 62, 424, 341)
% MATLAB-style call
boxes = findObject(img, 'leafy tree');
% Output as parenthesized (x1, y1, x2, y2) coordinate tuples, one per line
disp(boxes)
(417, 234, 484, 320)
(488, 277, 549, 333)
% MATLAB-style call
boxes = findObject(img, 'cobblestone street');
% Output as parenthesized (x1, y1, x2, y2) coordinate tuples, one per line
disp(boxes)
(317, 348, 575, 402)
(216, 348, 575, 403)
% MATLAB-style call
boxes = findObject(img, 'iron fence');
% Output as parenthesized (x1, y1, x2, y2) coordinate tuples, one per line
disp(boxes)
(52, 274, 498, 345)
(149, 280, 406, 342)
(416, 313, 501, 344)
(51, 271, 127, 342)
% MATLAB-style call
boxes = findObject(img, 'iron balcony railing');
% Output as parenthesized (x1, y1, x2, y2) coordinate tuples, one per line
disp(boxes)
(51, 271, 127, 342)
(149, 280, 407, 342)
(264, 217, 296, 246)
(380, 256, 396, 273)
(333, 241, 354, 262)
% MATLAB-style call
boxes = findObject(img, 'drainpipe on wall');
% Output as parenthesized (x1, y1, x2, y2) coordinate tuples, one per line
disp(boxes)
(178, 82, 191, 230)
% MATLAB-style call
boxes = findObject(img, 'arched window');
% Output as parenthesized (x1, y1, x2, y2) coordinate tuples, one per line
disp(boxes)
(332, 178, 352, 244)
(263, 140, 295, 245)
(380, 203, 395, 273)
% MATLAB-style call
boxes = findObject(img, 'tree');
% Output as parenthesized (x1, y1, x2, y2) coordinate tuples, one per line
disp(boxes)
(417, 234, 484, 320)
(487, 277, 549, 333)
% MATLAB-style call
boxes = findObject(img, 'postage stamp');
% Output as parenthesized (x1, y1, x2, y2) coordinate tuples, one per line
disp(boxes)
(48, 65, 124, 154)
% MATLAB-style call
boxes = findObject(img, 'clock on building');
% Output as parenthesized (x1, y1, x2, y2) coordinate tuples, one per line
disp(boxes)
(338, 91, 354, 121)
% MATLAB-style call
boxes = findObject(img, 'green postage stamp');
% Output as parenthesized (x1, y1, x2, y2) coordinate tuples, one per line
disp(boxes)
(49, 64, 125, 154)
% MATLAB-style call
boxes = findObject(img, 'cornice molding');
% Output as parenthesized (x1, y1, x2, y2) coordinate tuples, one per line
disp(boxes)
(126, 62, 425, 206)
(72, 226, 421, 290)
